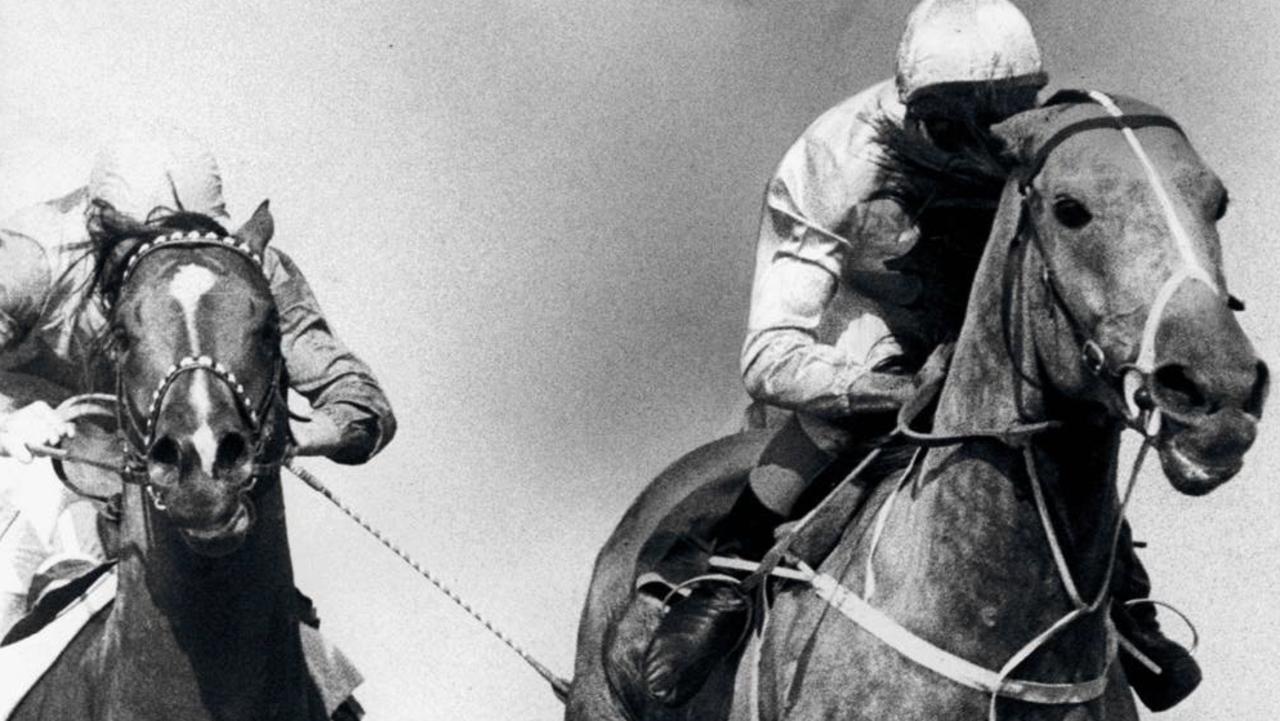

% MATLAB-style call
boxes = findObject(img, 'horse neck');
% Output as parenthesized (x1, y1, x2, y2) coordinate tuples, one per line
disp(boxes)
(108, 480, 307, 719)
(879, 200, 1125, 678)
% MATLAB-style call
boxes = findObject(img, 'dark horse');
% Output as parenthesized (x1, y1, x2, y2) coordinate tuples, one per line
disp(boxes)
(4, 203, 355, 720)
(567, 93, 1268, 720)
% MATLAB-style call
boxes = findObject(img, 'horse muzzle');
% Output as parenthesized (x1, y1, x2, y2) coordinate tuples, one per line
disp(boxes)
(1155, 407, 1258, 495)
(1136, 317, 1268, 495)
(146, 458, 260, 556)
(174, 493, 257, 557)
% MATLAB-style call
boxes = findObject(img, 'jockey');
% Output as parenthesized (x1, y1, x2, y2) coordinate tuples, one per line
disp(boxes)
(643, 0, 1200, 712)
(0, 129, 397, 638)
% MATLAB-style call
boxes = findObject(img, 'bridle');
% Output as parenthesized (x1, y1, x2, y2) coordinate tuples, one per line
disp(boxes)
(108, 230, 286, 510)
(1005, 90, 1232, 438)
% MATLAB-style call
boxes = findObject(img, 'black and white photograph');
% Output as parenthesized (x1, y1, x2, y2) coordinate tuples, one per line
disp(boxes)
(0, 1, 1275, 719)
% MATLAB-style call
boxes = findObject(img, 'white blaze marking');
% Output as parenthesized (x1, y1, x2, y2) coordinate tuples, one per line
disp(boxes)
(169, 264, 220, 474)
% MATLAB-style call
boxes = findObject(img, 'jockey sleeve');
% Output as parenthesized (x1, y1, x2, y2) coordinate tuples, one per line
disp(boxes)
(0, 231, 53, 364)
(267, 249, 397, 464)
(741, 79, 922, 435)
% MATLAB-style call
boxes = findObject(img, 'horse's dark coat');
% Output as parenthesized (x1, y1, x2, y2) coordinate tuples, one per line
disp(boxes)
(11, 204, 350, 721)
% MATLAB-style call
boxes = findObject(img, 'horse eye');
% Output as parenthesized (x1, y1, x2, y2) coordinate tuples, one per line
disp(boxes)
(1053, 196, 1093, 229)
(1212, 192, 1229, 221)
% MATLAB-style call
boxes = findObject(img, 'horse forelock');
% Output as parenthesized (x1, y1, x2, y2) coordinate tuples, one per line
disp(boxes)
(87, 203, 228, 301)
(92, 205, 269, 347)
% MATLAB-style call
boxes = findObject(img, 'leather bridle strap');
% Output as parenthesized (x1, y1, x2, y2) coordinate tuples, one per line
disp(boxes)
(1018, 114, 1186, 194)
(1077, 92, 1222, 426)
(118, 231, 266, 290)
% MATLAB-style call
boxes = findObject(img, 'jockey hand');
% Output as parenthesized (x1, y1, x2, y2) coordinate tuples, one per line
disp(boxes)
(0, 401, 76, 463)
(846, 372, 917, 414)
(288, 411, 343, 458)
(845, 203, 921, 272)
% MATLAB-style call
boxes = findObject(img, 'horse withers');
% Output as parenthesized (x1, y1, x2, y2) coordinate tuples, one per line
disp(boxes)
(566, 92, 1266, 721)
(4, 203, 358, 721)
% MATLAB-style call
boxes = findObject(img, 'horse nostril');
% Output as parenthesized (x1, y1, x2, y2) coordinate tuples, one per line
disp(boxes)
(1152, 364, 1209, 413)
(150, 436, 181, 467)
(215, 433, 248, 471)
(1247, 360, 1270, 418)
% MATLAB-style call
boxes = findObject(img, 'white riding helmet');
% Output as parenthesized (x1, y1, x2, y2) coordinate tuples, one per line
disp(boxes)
(88, 127, 229, 223)
(895, 0, 1046, 104)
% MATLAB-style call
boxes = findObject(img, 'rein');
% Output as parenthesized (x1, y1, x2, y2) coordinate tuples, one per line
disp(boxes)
(283, 460, 572, 700)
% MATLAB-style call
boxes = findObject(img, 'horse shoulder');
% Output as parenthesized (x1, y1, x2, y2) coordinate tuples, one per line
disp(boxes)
(752, 466, 950, 720)
(9, 611, 109, 721)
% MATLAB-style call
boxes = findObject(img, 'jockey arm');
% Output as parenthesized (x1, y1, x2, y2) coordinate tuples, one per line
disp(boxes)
(265, 248, 397, 464)
(740, 205, 915, 419)
(0, 231, 76, 462)
(740, 107, 918, 421)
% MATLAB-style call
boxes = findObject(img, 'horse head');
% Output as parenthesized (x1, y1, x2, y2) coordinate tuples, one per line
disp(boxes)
(95, 200, 287, 556)
(991, 91, 1268, 495)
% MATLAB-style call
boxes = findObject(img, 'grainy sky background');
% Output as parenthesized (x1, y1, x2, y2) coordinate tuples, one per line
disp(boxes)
(0, 1, 1276, 719)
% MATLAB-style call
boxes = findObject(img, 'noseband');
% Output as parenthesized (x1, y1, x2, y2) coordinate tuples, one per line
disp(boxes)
(110, 230, 285, 508)
(1006, 91, 1231, 436)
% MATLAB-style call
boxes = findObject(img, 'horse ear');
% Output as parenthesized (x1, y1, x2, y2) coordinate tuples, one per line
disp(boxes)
(234, 200, 274, 255)
(990, 112, 1039, 166)
(990, 102, 1081, 168)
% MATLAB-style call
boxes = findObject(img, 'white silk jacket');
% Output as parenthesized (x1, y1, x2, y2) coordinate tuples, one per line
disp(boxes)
(742, 79, 938, 451)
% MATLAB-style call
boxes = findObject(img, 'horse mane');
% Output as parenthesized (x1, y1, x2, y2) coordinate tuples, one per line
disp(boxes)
(87, 200, 231, 302)
(868, 115, 1014, 218)
(821, 113, 1019, 372)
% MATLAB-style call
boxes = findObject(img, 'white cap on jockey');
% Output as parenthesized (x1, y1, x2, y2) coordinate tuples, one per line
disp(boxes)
(895, 0, 1046, 104)
(88, 128, 229, 224)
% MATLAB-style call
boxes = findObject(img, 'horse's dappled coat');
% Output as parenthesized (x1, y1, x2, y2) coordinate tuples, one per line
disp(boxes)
(567, 93, 1266, 721)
